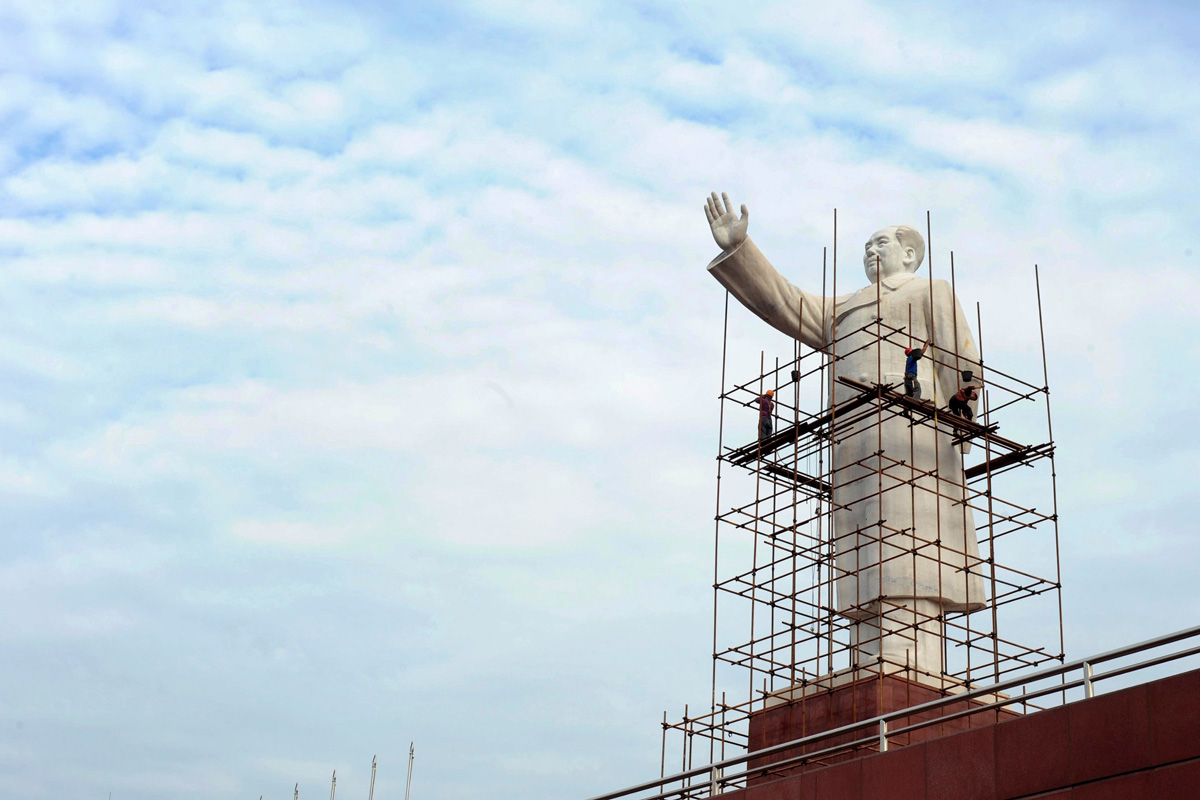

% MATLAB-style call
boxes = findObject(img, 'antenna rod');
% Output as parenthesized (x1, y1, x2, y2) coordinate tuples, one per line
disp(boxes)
(329, 769, 337, 800)
(369, 755, 378, 800)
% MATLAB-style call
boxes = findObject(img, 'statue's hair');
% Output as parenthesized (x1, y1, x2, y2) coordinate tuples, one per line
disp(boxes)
(893, 226, 925, 272)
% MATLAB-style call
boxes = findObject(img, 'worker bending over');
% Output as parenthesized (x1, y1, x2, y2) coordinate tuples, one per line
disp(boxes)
(948, 384, 979, 421)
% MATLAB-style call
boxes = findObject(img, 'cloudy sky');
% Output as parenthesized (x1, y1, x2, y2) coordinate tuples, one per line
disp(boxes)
(2, 0, 1199, 798)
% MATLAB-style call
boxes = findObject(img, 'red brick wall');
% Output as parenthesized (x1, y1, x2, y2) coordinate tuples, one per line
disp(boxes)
(747, 673, 1020, 782)
(717, 666, 1200, 800)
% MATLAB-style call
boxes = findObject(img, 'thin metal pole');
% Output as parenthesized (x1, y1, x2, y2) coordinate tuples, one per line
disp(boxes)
(952, 252, 972, 686)
(791, 297, 804, 687)
(750, 351, 765, 702)
(1035, 264, 1068, 680)
(874, 252, 885, 696)
(330, 769, 337, 800)
(908, 305, 920, 678)
(977, 302, 1001, 684)
(295, 782, 299, 800)
(711, 291, 729, 761)
(949, 252, 962, 381)
(369, 755, 377, 800)
(688, 715, 695, 775)
(660, 711, 668, 779)
(771, 354, 781, 691)
(927, 210, 946, 685)
(820, 246, 833, 675)
(682, 704, 689, 773)
(831, 209, 839, 674)
(405, 742, 415, 800)
(721, 691, 727, 762)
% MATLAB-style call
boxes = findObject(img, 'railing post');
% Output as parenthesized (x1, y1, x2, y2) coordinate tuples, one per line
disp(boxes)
(878, 719, 888, 753)
(709, 766, 722, 796)
(1083, 661, 1094, 699)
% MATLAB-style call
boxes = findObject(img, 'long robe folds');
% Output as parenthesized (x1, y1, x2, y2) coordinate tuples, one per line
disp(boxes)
(709, 238, 986, 619)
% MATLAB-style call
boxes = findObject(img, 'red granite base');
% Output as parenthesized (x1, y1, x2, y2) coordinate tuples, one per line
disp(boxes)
(747, 673, 1020, 782)
(716, 665, 1200, 800)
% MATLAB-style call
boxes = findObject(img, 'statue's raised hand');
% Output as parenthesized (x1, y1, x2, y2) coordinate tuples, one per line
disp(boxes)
(705, 191, 749, 251)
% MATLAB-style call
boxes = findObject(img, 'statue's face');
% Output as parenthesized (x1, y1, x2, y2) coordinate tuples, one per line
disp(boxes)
(863, 227, 913, 283)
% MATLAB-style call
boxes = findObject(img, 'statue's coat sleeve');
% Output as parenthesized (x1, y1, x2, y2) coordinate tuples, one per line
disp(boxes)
(706, 238, 835, 350)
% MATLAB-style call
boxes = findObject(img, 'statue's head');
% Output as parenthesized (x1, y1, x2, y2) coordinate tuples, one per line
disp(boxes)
(863, 225, 925, 283)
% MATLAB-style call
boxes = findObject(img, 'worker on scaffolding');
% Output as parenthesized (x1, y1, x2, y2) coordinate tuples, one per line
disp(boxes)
(948, 384, 980, 421)
(755, 390, 774, 440)
(904, 339, 932, 399)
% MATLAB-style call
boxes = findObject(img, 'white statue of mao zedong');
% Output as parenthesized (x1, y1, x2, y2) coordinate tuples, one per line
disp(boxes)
(704, 192, 985, 680)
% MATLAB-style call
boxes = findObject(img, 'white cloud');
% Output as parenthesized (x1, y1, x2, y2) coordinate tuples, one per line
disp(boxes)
(0, 456, 65, 498)
(757, 0, 1010, 83)
(229, 518, 353, 548)
(0, 336, 88, 381)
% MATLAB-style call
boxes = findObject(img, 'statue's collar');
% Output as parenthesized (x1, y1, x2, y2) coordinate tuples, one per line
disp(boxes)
(838, 272, 920, 318)
(879, 272, 919, 291)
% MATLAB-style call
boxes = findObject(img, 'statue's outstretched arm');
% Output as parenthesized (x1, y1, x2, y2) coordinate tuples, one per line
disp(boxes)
(703, 192, 830, 350)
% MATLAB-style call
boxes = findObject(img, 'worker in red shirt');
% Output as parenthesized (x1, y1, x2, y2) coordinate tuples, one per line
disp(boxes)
(756, 390, 775, 439)
(948, 384, 979, 421)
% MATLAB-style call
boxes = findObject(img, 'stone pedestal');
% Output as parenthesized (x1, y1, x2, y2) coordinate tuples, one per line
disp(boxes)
(746, 672, 1020, 782)
(716, 666, 1200, 800)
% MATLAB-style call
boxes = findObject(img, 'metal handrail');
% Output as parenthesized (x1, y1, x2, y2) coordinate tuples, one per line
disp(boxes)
(583, 623, 1200, 800)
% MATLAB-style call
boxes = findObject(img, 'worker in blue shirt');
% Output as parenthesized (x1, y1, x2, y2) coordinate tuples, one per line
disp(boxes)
(903, 340, 931, 399)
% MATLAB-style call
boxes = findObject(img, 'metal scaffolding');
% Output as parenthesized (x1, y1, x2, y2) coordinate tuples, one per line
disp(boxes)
(658, 219, 1064, 790)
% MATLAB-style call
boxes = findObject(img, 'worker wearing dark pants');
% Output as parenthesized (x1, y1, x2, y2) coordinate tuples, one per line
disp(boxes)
(904, 340, 931, 399)
(948, 385, 979, 420)
(756, 390, 774, 439)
